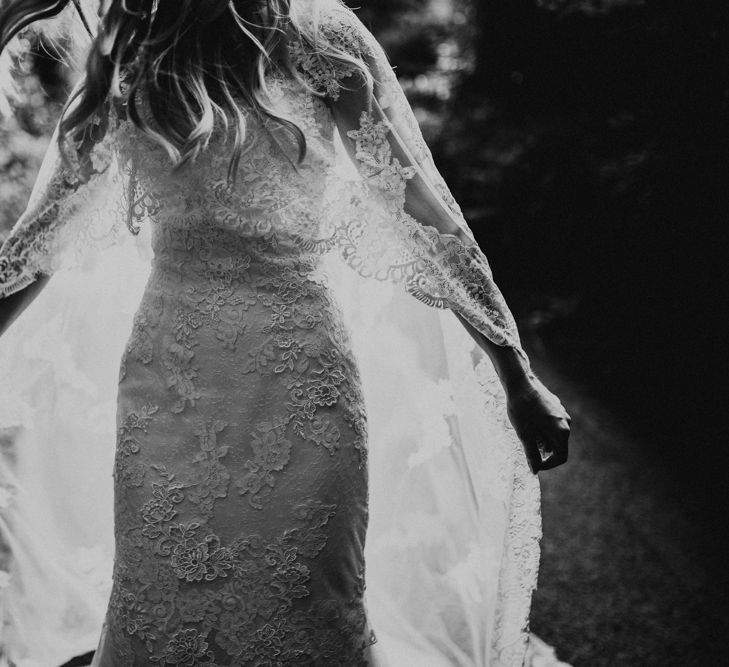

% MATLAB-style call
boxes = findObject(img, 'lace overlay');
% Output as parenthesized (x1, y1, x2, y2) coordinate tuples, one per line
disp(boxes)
(0, 114, 123, 298)
(291, 1, 523, 351)
(99, 79, 373, 660)
(0, 1, 541, 665)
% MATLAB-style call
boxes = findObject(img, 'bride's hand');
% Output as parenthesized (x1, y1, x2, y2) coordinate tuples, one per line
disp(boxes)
(506, 375, 571, 474)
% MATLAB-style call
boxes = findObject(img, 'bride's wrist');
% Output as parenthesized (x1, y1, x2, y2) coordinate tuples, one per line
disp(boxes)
(493, 346, 535, 394)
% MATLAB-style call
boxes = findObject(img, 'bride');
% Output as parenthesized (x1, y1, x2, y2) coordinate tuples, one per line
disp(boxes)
(0, 0, 571, 665)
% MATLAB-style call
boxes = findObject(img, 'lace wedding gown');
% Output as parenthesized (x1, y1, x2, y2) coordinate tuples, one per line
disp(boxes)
(0, 2, 555, 665)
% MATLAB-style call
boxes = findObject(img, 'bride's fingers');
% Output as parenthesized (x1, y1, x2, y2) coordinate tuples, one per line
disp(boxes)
(519, 433, 543, 475)
(539, 425, 569, 470)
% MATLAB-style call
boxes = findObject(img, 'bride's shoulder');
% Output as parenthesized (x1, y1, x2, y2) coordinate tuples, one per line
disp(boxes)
(294, 0, 366, 40)
(288, 2, 373, 99)
(292, 0, 373, 61)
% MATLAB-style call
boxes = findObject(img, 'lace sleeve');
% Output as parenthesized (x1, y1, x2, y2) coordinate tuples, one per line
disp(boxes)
(293, 1, 523, 352)
(0, 105, 124, 298)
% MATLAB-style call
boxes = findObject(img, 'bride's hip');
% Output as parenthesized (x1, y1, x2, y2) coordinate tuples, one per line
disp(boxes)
(130, 280, 351, 351)
(122, 269, 360, 392)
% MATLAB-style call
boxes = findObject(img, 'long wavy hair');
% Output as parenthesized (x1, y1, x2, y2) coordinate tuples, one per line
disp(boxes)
(0, 0, 369, 177)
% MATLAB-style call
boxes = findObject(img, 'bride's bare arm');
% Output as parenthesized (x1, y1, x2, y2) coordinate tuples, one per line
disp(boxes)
(454, 312, 570, 472)
(319, 10, 570, 472)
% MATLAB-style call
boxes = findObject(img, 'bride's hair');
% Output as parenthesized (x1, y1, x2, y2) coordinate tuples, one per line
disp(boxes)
(0, 0, 368, 176)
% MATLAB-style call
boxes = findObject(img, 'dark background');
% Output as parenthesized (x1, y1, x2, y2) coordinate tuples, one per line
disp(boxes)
(2, 1, 727, 664)
(352, 2, 729, 664)
(355, 0, 728, 481)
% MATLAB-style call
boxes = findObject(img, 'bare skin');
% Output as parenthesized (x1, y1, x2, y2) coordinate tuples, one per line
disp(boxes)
(456, 313, 571, 474)
(330, 74, 571, 475)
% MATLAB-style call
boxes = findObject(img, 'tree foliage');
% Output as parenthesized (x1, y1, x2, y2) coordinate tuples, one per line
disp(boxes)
(437, 0, 729, 459)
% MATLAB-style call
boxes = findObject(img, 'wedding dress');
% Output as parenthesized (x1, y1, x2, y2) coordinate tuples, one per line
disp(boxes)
(0, 2, 555, 665)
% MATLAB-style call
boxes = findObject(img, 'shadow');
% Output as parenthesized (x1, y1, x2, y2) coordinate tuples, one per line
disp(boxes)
(59, 652, 94, 667)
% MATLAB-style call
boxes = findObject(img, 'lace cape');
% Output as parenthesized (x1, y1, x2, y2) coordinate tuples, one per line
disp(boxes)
(0, 2, 542, 665)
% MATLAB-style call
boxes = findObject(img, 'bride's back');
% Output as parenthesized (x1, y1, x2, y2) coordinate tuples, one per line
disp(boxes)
(83, 0, 358, 249)
(54, 0, 362, 178)
(113, 70, 340, 256)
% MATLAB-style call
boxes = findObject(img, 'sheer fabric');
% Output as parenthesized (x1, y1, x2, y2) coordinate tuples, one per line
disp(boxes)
(1, 1, 550, 665)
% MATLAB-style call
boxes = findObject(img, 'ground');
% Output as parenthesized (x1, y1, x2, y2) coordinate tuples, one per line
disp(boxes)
(530, 343, 728, 666)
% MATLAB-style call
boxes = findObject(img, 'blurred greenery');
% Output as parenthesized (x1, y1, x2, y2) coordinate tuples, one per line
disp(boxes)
(448, 1, 728, 467)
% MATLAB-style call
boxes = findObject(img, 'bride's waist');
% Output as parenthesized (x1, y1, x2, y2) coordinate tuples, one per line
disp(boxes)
(144, 256, 328, 298)
(151, 251, 318, 278)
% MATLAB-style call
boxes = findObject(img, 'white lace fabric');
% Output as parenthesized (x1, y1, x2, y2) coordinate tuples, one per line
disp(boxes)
(0, 1, 543, 665)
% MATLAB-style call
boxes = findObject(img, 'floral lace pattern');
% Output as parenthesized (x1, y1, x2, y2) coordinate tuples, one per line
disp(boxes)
(105, 206, 371, 663)
(292, 2, 523, 351)
(88, 52, 374, 659)
(1, 2, 540, 664)
(0, 114, 123, 298)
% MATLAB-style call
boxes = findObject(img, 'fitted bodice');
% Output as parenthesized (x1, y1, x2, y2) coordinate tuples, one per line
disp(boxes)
(114, 72, 340, 275)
